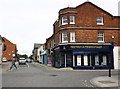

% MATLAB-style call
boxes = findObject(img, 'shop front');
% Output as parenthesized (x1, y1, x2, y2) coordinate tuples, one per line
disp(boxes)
(52, 43, 114, 69)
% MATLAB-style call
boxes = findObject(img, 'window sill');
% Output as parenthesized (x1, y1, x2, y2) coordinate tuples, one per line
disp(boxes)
(97, 23, 104, 25)
(62, 41, 68, 43)
(70, 23, 75, 24)
(98, 41, 105, 43)
(62, 23, 68, 25)
(70, 41, 75, 43)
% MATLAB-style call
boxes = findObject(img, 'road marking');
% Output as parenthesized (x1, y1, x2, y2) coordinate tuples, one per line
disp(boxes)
(81, 80, 96, 88)
(26, 63, 29, 68)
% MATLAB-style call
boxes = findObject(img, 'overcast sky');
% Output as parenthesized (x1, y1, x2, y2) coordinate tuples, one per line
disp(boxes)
(0, 0, 119, 56)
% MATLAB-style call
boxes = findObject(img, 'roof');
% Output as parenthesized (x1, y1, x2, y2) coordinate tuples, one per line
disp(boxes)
(59, 1, 114, 17)
(2, 37, 15, 45)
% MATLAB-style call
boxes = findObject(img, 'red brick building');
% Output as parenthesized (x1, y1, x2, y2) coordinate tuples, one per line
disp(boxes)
(3, 37, 17, 61)
(45, 1, 120, 69)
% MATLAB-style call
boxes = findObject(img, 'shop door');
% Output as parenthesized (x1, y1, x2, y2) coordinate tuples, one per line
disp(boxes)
(66, 53, 72, 67)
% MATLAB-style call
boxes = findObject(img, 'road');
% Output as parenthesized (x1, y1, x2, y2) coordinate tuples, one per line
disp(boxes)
(2, 62, 119, 88)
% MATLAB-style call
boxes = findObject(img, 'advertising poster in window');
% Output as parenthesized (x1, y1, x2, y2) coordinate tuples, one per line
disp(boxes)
(77, 55, 81, 66)
(102, 56, 107, 65)
(84, 55, 88, 66)
(95, 56, 99, 65)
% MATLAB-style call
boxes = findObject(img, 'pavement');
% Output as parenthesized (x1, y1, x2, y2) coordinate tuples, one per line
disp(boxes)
(90, 75, 119, 88)
(2, 62, 11, 72)
(2, 62, 120, 88)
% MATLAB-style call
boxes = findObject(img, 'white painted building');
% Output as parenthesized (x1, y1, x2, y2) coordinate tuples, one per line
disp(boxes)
(113, 46, 120, 69)
(37, 44, 44, 63)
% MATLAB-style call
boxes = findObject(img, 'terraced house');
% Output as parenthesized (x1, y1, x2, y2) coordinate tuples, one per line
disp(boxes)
(45, 1, 120, 69)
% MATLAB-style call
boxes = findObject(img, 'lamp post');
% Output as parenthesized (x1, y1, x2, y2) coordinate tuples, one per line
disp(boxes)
(108, 42, 114, 77)
(109, 58, 111, 77)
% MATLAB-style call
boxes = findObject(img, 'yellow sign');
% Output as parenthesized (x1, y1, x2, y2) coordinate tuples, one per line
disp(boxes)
(70, 46, 102, 49)
(54, 47, 60, 50)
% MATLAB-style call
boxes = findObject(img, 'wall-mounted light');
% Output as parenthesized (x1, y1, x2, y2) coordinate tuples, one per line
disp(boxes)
(112, 36, 114, 39)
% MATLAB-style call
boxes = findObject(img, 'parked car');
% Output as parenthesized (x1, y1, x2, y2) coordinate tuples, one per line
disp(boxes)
(2, 57, 7, 62)
(18, 58, 26, 65)
(26, 58, 32, 63)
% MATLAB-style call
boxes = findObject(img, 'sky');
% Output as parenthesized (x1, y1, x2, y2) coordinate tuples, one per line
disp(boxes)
(0, 0, 119, 56)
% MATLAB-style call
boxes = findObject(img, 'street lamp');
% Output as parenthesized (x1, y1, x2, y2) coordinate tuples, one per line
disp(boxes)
(108, 42, 114, 77)
(109, 58, 111, 77)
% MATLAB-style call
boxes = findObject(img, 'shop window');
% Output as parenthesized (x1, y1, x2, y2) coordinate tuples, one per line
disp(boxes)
(77, 55, 82, 66)
(95, 55, 99, 65)
(96, 16, 104, 25)
(62, 16, 68, 25)
(62, 32, 68, 43)
(101, 55, 107, 65)
(84, 55, 88, 66)
(70, 16, 75, 24)
(98, 32, 104, 42)
(70, 32, 75, 42)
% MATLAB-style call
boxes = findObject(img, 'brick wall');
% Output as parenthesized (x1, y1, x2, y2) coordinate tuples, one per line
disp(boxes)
(3, 37, 17, 61)
(46, 1, 120, 50)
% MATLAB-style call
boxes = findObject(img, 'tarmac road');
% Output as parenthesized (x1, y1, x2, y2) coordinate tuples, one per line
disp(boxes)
(2, 62, 119, 89)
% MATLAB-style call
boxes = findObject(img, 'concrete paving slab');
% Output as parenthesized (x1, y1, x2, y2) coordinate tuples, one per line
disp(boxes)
(90, 75, 120, 88)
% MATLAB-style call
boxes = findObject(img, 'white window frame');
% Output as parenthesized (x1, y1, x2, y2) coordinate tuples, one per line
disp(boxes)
(70, 32, 75, 42)
(98, 32, 104, 42)
(62, 16, 68, 25)
(53, 39, 55, 46)
(96, 16, 104, 25)
(70, 16, 75, 24)
(62, 32, 68, 43)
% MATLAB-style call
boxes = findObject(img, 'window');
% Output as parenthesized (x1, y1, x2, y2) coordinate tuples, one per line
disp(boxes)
(62, 32, 68, 43)
(70, 16, 75, 24)
(95, 55, 99, 65)
(98, 32, 104, 42)
(70, 32, 75, 42)
(96, 16, 104, 25)
(102, 55, 107, 65)
(62, 16, 68, 25)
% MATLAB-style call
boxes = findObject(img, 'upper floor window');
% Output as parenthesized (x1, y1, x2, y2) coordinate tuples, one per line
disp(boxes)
(62, 32, 68, 43)
(70, 32, 75, 42)
(96, 16, 104, 25)
(70, 16, 75, 24)
(62, 16, 68, 25)
(98, 32, 104, 42)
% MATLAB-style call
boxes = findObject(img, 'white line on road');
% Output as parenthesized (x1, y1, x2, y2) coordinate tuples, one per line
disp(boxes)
(26, 63, 29, 68)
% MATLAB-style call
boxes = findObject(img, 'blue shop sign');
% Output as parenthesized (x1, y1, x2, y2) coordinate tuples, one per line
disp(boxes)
(53, 45, 112, 51)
